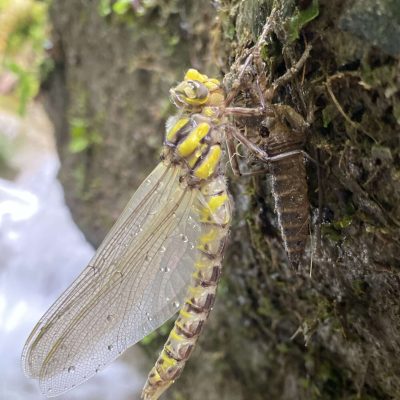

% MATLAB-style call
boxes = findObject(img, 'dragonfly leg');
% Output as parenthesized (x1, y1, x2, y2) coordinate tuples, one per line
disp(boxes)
(224, 105, 272, 117)
(269, 104, 317, 165)
(225, 126, 241, 177)
(235, 168, 270, 177)
(228, 124, 270, 163)
(225, 125, 271, 177)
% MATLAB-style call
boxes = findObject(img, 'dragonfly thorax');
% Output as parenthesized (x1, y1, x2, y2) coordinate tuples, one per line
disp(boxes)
(163, 114, 224, 185)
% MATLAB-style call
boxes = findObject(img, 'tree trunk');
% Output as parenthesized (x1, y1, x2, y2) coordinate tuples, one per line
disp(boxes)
(45, 0, 400, 399)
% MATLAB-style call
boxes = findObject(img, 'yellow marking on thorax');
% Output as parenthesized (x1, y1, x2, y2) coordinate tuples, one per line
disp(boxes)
(166, 118, 189, 142)
(177, 123, 210, 157)
(199, 192, 228, 222)
(202, 106, 217, 118)
(194, 145, 222, 180)
(187, 144, 207, 168)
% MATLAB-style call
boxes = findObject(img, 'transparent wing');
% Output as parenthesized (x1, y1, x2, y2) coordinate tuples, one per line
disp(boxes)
(22, 162, 203, 397)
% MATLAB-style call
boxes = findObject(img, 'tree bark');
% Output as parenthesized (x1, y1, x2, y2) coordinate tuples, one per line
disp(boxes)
(45, 0, 400, 399)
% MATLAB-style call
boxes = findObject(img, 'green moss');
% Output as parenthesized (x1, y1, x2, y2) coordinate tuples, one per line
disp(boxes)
(360, 63, 398, 91)
(321, 214, 354, 243)
(257, 296, 274, 318)
(318, 361, 346, 397)
(321, 225, 342, 243)
(316, 296, 334, 321)
(276, 342, 289, 354)
(99, 0, 158, 18)
(299, 377, 321, 398)
(332, 215, 353, 230)
(322, 104, 339, 129)
(68, 118, 102, 153)
(351, 279, 368, 297)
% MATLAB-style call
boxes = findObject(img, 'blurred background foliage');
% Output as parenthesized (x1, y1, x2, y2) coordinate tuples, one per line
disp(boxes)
(0, 0, 50, 176)
(0, 0, 50, 114)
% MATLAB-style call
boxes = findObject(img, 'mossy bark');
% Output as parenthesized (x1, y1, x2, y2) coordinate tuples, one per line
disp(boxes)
(45, 0, 400, 399)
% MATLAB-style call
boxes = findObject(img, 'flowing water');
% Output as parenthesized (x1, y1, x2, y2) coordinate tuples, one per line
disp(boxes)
(0, 103, 145, 400)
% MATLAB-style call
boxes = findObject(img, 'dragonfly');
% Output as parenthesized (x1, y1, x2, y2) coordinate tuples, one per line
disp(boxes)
(22, 69, 234, 400)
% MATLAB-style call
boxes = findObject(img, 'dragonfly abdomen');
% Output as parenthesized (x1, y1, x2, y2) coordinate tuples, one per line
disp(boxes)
(142, 177, 231, 400)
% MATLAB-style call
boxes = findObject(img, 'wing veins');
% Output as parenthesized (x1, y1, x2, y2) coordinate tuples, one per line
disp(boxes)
(39, 183, 195, 380)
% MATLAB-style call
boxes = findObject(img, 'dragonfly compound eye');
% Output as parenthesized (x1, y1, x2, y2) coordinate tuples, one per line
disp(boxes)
(170, 80, 209, 107)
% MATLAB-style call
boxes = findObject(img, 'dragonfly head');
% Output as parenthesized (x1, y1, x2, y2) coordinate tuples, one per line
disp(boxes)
(170, 69, 225, 110)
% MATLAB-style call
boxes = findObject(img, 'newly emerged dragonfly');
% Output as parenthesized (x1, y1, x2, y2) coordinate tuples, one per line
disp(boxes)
(22, 69, 233, 400)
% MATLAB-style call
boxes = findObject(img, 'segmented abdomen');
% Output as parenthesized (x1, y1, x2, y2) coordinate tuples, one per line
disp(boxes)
(270, 154, 308, 267)
(266, 118, 309, 268)
(142, 176, 231, 400)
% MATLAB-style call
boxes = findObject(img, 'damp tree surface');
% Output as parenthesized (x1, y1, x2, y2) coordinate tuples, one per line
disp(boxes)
(44, 1, 400, 399)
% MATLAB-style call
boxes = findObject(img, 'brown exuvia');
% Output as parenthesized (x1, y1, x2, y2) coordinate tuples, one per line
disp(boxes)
(263, 104, 310, 268)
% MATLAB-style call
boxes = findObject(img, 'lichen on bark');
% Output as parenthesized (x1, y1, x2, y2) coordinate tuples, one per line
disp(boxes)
(45, 0, 400, 399)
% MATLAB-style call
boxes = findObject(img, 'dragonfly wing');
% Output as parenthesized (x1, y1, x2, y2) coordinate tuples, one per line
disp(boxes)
(22, 162, 202, 396)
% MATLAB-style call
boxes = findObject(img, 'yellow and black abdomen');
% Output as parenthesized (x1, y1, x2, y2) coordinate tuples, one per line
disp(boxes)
(142, 115, 231, 400)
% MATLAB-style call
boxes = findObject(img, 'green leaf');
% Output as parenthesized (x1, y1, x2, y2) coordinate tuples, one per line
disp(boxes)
(332, 215, 353, 230)
(287, 0, 319, 43)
